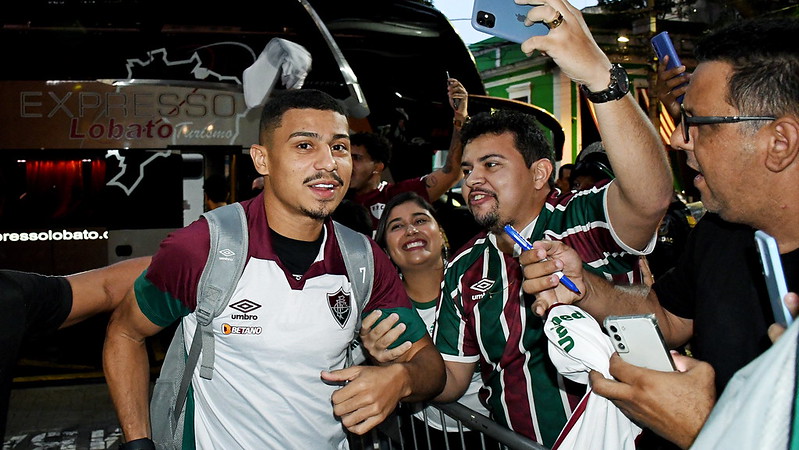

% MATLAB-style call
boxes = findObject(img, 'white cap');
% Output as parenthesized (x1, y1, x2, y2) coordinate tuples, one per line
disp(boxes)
(243, 38, 312, 109)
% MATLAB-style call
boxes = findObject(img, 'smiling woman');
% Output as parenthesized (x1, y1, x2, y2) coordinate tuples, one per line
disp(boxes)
(372, 191, 496, 449)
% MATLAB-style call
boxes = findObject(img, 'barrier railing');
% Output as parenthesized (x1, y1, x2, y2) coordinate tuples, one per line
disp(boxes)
(349, 401, 549, 450)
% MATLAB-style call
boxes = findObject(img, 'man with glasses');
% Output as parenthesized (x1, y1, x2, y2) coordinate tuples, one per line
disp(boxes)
(520, 17, 799, 448)
(678, 104, 775, 144)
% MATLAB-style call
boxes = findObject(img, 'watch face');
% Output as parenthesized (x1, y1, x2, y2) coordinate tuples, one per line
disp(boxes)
(583, 64, 629, 103)
(616, 68, 629, 92)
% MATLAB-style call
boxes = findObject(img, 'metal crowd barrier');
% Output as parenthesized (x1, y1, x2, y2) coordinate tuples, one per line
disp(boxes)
(349, 401, 549, 450)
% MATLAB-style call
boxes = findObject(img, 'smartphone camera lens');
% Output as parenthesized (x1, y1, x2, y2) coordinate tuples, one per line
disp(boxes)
(618, 343, 626, 350)
(609, 325, 618, 333)
(476, 11, 496, 28)
(613, 334, 622, 341)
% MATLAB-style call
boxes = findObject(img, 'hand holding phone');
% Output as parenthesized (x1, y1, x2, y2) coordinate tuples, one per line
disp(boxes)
(446, 71, 461, 110)
(471, 0, 549, 44)
(604, 314, 675, 372)
(754, 230, 793, 328)
(651, 31, 687, 103)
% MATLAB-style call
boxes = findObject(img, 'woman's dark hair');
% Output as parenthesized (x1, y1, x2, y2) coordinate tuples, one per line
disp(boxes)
(374, 191, 450, 262)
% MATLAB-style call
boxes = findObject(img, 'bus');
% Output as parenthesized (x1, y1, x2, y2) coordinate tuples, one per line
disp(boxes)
(0, 0, 565, 383)
(0, 0, 490, 275)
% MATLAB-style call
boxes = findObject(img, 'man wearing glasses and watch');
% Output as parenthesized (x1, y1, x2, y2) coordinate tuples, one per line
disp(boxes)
(520, 17, 799, 449)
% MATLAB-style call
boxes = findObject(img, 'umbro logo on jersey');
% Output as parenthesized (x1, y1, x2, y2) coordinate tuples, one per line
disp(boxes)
(230, 299, 261, 320)
(230, 299, 261, 313)
(327, 288, 352, 329)
(470, 279, 495, 292)
(218, 248, 235, 262)
(470, 278, 495, 301)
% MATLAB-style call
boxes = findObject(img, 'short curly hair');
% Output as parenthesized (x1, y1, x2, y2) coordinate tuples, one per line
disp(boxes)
(460, 110, 555, 187)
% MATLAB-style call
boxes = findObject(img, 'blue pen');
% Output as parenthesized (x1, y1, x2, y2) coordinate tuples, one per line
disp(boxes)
(503, 224, 582, 295)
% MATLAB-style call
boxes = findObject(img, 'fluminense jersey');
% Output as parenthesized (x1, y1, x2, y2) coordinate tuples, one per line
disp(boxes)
(411, 299, 489, 432)
(433, 183, 654, 446)
(135, 192, 427, 450)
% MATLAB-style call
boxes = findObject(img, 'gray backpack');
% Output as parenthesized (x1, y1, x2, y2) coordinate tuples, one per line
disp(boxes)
(150, 202, 374, 449)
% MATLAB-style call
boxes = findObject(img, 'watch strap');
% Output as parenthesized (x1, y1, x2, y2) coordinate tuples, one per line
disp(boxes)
(581, 64, 629, 104)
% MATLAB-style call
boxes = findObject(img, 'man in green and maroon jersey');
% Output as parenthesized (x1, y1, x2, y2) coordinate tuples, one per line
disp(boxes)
(431, 2, 673, 445)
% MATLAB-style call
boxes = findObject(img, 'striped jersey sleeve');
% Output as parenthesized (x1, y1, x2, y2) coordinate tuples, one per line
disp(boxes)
(537, 182, 655, 283)
(360, 238, 428, 347)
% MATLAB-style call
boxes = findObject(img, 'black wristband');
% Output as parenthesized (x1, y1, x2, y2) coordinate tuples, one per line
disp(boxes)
(118, 437, 155, 450)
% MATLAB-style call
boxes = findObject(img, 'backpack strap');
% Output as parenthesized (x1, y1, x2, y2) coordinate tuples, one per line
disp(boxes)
(332, 221, 374, 365)
(196, 203, 249, 379)
(173, 202, 248, 424)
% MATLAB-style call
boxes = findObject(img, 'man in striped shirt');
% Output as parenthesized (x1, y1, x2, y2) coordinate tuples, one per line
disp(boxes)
(431, 2, 673, 445)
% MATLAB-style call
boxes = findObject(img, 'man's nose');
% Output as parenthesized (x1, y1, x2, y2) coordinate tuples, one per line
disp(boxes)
(316, 147, 337, 171)
(465, 169, 483, 187)
(669, 123, 692, 154)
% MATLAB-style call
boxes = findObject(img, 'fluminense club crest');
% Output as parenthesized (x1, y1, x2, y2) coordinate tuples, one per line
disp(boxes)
(327, 288, 352, 329)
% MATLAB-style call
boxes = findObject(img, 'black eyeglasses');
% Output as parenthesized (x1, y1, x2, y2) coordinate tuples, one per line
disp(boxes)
(679, 104, 775, 143)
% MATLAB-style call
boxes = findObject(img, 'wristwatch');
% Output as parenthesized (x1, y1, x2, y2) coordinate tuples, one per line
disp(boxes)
(580, 64, 629, 103)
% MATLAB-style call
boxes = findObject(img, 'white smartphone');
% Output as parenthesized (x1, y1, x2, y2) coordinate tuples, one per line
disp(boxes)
(754, 230, 792, 327)
(471, 0, 549, 44)
(603, 314, 676, 372)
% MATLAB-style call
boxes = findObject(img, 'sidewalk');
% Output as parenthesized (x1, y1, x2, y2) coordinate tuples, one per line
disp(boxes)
(4, 383, 122, 449)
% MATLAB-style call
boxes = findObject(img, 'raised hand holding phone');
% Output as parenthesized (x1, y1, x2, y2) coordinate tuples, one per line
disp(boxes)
(651, 31, 688, 104)
(445, 71, 461, 110)
(471, 0, 549, 44)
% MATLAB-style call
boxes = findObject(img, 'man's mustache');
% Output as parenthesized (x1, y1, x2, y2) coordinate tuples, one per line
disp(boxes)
(303, 171, 345, 185)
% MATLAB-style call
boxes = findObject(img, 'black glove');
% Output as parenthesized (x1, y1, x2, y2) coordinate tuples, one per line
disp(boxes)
(118, 438, 155, 450)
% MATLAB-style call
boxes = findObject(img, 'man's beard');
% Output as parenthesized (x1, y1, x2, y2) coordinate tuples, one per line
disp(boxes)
(301, 171, 345, 221)
(301, 204, 333, 222)
(472, 204, 502, 232)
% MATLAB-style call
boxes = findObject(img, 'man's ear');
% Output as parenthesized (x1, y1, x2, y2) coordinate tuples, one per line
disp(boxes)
(250, 144, 270, 176)
(532, 159, 554, 190)
(373, 161, 385, 175)
(765, 116, 799, 172)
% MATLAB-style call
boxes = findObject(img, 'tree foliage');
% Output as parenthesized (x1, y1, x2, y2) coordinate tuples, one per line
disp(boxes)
(597, 0, 798, 19)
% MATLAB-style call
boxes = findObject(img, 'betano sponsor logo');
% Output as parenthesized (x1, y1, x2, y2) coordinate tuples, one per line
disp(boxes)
(221, 323, 262, 335)
(0, 229, 108, 242)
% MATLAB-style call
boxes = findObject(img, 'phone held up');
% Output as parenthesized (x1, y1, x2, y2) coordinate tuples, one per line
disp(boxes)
(446, 71, 461, 110)
(471, 0, 549, 44)
(604, 314, 676, 372)
(650, 31, 687, 103)
(754, 230, 793, 328)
